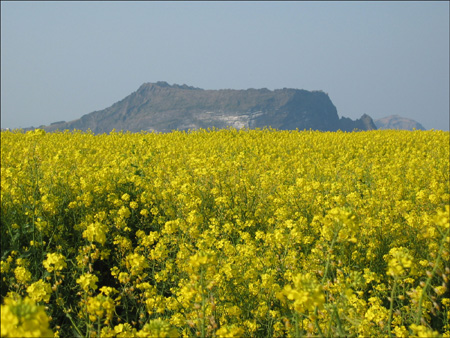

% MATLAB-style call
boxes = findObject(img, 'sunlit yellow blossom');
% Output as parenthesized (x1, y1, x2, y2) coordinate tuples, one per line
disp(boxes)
(385, 247, 413, 277)
(136, 319, 179, 337)
(410, 324, 440, 337)
(215, 325, 245, 337)
(1, 128, 448, 337)
(126, 252, 149, 275)
(27, 280, 52, 303)
(99, 286, 118, 296)
(114, 323, 136, 337)
(1, 295, 53, 337)
(1, 260, 10, 274)
(392, 325, 409, 337)
(278, 273, 325, 312)
(365, 297, 389, 326)
(118, 206, 131, 218)
(118, 272, 130, 284)
(86, 294, 115, 322)
(82, 222, 108, 245)
(76, 273, 99, 292)
(43, 253, 67, 273)
(14, 266, 32, 284)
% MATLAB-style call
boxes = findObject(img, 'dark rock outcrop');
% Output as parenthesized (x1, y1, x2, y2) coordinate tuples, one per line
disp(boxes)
(39, 82, 377, 133)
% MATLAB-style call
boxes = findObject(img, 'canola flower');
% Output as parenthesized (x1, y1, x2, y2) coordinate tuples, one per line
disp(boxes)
(385, 247, 414, 277)
(26, 280, 52, 303)
(86, 294, 115, 322)
(1, 128, 449, 337)
(1, 294, 53, 337)
(14, 266, 31, 284)
(76, 273, 99, 292)
(277, 273, 325, 312)
(43, 253, 67, 273)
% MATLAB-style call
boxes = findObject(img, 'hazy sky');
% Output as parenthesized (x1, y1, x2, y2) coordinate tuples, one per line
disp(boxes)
(1, 1, 449, 130)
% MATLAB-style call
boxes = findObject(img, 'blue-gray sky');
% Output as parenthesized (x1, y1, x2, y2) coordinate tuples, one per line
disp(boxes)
(1, 1, 449, 130)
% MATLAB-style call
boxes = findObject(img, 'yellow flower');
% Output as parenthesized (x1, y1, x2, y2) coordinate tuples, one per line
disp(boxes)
(410, 324, 440, 337)
(43, 253, 67, 273)
(126, 252, 149, 275)
(215, 325, 245, 337)
(136, 319, 179, 337)
(114, 323, 137, 337)
(118, 272, 130, 284)
(82, 222, 107, 245)
(278, 273, 325, 313)
(118, 206, 131, 218)
(1, 260, 10, 273)
(1, 295, 53, 337)
(14, 266, 32, 284)
(99, 286, 118, 296)
(385, 247, 413, 277)
(188, 252, 209, 268)
(76, 273, 99, 292)
(86, 294, 115, 322)
(1, 126, 449, 338)
(392, 325, 409, 337)
(27, 280, 52, 303)
(365, 299, 388, 326)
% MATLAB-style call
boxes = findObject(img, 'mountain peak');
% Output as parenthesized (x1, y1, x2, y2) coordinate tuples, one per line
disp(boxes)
(375, 115, 425, 130)
(35, 82, 377, 134)
(139, 82, 202, 91)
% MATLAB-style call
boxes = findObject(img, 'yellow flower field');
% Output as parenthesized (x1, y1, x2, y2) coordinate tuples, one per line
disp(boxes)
(1, 128, 449, 337)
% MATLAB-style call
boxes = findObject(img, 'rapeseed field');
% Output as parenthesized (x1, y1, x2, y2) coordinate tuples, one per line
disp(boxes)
(1, 128, 449, 337)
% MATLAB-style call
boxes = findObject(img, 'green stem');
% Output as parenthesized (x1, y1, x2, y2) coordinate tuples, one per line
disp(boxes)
(97, 316, 101, 338)
(322, 229, 339, 284)
(200, 268, 206, 338)
(322, 235, 337, 284)
(333, 304, 345, 337)
(415, 227, 449, 325)
(65, 310, 84, 338)
(314, 306, 324, 338)
(294, 311, 301, 338)
(388, 278, 397, 338)
(85, 292, 91, 338)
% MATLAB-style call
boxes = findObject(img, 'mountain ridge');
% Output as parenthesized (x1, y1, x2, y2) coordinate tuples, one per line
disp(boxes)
(34, 82, 377, 133)
(374, 115, 426, 130)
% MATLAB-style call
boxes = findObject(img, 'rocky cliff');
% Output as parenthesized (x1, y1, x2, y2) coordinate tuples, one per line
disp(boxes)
(40, 82, 377, 133)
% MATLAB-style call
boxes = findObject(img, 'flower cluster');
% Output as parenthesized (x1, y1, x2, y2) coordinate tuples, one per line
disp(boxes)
(43, 253, 67, 273)
(1, 294, 53, 337)
(1, 128, 448, 337)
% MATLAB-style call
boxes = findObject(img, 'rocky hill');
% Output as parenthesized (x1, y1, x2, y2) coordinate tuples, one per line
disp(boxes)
(38, 82, 377, 133)
(374, 115, 425, 130)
